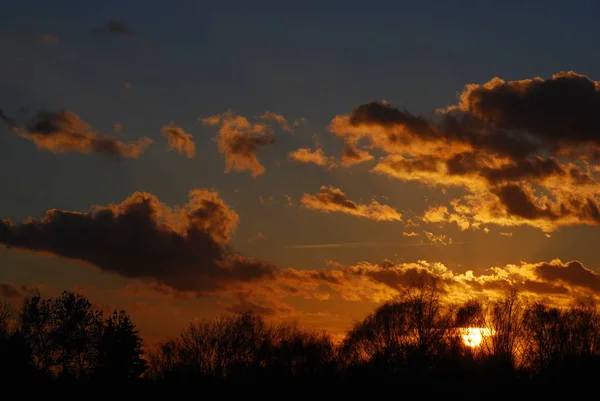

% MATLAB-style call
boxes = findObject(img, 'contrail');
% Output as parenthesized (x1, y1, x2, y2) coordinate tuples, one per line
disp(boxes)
(286, 241, 471, 249)
(286, 242, 393, 249)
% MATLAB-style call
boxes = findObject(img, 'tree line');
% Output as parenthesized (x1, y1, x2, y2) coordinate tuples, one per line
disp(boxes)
(2, 284, 600, 390)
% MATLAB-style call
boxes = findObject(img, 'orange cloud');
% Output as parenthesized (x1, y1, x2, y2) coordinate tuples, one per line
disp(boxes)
(38, 33, 58, 43)
(402, 231, 419, 237)
(300, 186, 402, 222)
(201, 111, 279, 177)
(288, 147, 331, 167)
(273, 258, 600, 307)
(329, 74, 600, 233)
(424, 231, 452, 247)
(260, 111, 291, 132)
(340, 145, 374, 167)
(7, 110, 152, 158)
(161, 123, 196, 158)
(284, 194, 294, 207)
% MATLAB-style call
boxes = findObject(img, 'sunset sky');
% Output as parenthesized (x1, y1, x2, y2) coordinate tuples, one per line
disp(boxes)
(3, 0, 600, 344)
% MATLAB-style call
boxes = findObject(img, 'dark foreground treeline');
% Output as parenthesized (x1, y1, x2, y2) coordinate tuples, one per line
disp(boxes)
(2, 285, 600, 391)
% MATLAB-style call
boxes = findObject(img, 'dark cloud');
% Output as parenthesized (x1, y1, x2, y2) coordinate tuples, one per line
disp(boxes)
(349, 101, 436, 138)
(91, 21, 133, 36)
(0, 283, 23, 299)
(520, 280, 569, 295)
(452, 71, 600, 149)
(481, 157, 565, 184)
(227, 293, 293, 317)
(536, 261, 600, 293)
(0, 190, 276, 294)
(494, 185, 557, 220)
(360, 263, 444, 291)
(0, 108, 15, 128)
(7, 110, 152, 158)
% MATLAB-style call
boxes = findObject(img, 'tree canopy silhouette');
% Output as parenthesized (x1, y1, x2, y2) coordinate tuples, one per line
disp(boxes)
(2, 285, 600, 392)
(16, 290, 146, 382)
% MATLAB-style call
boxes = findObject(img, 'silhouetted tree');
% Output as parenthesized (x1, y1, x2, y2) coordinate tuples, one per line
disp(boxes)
(17, 290, 146, 383)
(95, 310, 147, 382)
(0, 301, 35, 382)
(485, 288, 524, 370)
(20, 290, 58, 376)
(0, 301, 13, 335)
(264, 323, 337, 381)
(149, 312, 336, 385)
(340, 280, 453, 381)
(520, 300, 600, 382)
(8, 286, 600, 390)
(521, 302, 564, 374)
(52, 291, 104, 379)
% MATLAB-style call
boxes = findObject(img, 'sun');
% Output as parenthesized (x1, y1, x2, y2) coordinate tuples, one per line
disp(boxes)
(460, 327, 492, 348)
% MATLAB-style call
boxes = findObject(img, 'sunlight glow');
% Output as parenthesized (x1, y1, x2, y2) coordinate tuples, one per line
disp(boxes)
(460, 327, 492, 348)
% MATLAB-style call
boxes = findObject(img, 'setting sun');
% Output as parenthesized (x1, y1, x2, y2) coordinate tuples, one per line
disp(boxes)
(460, 327, 493, 348)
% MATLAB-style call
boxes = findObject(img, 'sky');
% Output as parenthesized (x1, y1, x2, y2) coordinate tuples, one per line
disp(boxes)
(3, 0, 600, 343)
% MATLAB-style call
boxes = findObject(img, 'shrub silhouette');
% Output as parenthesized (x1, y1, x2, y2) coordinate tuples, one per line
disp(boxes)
(148, 312, 336, 385)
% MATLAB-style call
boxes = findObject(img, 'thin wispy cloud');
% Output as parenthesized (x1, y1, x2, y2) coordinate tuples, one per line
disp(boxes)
(286, 242, 393, 249)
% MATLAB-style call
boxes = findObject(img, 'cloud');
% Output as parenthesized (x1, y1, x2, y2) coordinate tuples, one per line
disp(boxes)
(284, 194, 294, 207)
(0, 190, 276, 294)
(500, 232, 513, 237)
(402, 231, 419, 237)
(201, 111, 278, 177)
(4, 110, 152, 158)
(91, 21, 134, 36)
(445, 71, 600, 152)
(260, 111, 291, 132)
(226, 292, 293, 317)
(0, 283, 23, 299)
(424, 231, 452, 247)
(119, 283, 193, 300)
(341, 145, 374, 167)
(330, 72, 600, 232)
(248, 232, 265, 242)
(535, 260, 600, 293)
(161, 123, 196, 159)
(38, 34, 58, 43)
(300, 186, 402, 222)
(276, 258, 600, 306)
(288, 147, 331, 167)
(0, 108, 15, 127)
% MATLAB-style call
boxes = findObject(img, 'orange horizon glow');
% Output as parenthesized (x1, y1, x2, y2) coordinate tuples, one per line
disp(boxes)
(459, 327, 493, 348)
